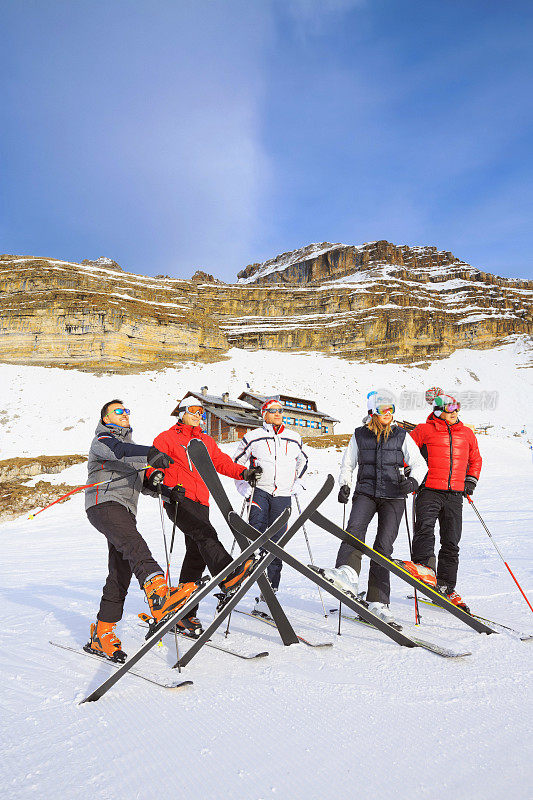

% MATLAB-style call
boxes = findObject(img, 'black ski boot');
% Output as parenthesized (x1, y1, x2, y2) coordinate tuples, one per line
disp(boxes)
(174, 614, 204, 639)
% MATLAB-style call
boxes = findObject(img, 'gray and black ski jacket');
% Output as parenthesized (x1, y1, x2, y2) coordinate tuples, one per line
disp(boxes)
(85, 422, 152, 516)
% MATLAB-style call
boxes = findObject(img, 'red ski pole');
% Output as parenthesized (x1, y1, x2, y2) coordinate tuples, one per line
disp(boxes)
(27, 467, 147, 519)
(404, 497, 421, 625)
(467, 496, 533, 614)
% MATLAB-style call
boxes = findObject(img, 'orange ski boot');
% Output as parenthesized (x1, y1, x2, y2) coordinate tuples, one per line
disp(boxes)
(85, 620, 127, 663)
(219, 557, 256, 595)
(395, 560, 437, 587)
(438, 585, 470, 613)
(143, 574, 199, 625)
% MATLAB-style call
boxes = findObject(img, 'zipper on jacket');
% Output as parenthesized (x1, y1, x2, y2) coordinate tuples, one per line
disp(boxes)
(183, 444, 193, 471)
(447, 423, 453, 489)
(273, 430, 278, 494)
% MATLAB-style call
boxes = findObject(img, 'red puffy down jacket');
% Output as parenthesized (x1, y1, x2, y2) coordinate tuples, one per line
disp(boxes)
(150, 423, 245, 506)
(410, 414, 482, 491)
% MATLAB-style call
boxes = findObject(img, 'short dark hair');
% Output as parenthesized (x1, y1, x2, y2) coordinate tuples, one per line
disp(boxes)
(100, 399, 124, 422)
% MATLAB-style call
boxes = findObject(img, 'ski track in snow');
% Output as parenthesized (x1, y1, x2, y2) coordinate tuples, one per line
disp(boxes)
(0, 341, 532, 799)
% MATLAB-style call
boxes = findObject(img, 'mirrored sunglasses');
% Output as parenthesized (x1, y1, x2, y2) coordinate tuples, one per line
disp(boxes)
(266, 407, 284, 413)
(443, 402, 460, 413)
(112, 408, 130, 415)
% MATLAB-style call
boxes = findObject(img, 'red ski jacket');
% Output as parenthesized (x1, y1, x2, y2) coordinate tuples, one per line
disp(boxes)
(150, 423, 245, 506)
(410, 413, 482, 492)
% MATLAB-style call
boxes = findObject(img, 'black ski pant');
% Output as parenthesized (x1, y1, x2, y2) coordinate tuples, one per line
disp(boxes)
(247, 488, 292, 590)
(412, 488, 463, 590)
(336, 493, 404, 604)
(87, 501, 163, 624)
(164, 496, 233, 614)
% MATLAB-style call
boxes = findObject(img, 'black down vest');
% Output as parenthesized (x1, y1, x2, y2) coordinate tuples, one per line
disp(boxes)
(354, 425, 407, 499)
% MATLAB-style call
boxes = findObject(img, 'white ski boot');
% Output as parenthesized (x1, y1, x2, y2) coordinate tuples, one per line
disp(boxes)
(252, 592, 274, 619)
(319, 565, 359, 597)
(367, 601, 400, 628)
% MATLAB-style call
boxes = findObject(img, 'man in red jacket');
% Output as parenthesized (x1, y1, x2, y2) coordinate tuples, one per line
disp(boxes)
(147, 400, 261, 636)
(408, 393, 482, 611)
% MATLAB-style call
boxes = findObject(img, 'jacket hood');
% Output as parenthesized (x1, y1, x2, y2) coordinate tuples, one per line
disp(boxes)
(426, 412, 462, 429)
(94, 420, 132, 438)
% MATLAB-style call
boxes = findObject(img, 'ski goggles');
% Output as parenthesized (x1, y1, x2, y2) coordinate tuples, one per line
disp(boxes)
(111, 407, 130, 416)
(376, 404, 395, 415)
(441, 402, 460, 413)
(178, 404, 206, 418)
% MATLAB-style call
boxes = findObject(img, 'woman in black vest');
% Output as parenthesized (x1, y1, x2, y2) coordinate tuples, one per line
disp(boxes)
(320, 391, 426, 626)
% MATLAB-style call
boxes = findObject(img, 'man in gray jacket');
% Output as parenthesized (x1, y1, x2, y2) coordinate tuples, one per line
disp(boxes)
(85, 398, 195, 662)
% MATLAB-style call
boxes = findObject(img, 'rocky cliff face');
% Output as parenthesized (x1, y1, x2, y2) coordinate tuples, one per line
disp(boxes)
(0, 255, 228, 370)
(1, 242, 531, 370)
(236, 240, 475, 285)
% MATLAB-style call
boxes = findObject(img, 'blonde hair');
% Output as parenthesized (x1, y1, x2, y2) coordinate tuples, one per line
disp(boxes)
(367, 414, 392, 442)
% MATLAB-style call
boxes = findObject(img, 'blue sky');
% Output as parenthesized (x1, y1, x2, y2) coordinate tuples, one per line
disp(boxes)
(1, 0, 532, 281)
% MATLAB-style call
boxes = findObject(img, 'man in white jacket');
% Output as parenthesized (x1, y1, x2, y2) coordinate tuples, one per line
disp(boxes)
(234, 398, 308, 615)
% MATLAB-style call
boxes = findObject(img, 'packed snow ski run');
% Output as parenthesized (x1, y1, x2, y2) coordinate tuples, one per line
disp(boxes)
(1, 340, 532, 799)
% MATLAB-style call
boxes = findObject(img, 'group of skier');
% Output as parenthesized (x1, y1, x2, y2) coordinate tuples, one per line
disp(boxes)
(84, 387, 482, 662)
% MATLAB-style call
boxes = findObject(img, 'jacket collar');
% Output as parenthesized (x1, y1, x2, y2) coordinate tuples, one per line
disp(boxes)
(427, 412, 461, 428)
(95, 421, 132, 439)
(174, 422, 203, 440)
(263, 422, 285, 435)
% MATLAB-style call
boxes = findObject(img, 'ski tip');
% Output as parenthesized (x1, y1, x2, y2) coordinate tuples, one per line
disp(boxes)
(170, 680, 194, 689)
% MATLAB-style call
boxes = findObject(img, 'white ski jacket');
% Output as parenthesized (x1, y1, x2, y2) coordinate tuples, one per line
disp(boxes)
(233, 423, 308, 497)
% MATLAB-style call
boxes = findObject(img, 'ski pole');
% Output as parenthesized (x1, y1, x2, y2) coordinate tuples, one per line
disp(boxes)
(167, 485, 185, 575)
(27, 466, 147, 519)
(157, 489, 181, 667)
(158, 490, 172, 585)
(166, 497, 179, 584)
(338, 505, 347, 635)
(225, 489, 255, 638)
(467, 496, 533, 614)
(404, 497, 421, 625)
(295, 495, 327, 617)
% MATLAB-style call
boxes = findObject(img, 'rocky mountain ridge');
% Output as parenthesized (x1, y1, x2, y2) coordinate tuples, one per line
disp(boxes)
(1, 241, 531, 370)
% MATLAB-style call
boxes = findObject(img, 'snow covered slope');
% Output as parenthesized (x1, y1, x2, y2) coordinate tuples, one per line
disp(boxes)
(1, 341, 532, 799)
(0, 335, 531, 459)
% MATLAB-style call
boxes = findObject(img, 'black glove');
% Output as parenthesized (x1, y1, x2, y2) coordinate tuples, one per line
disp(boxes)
(169, 484, 186, 504)
(338, 485, 351, 504)
(398, 476, 419, 497)
(145, 470, 165, 491)
(147, 446, 174, 469)
(464, 477, 477, 496)
(242, 466, 263, 485)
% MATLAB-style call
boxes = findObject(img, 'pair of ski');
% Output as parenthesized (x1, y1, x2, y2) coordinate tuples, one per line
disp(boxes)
(138, 612, 270, 660)
(50, 639, 194, 691)
(79, 512, 289, 703)
(234, 610, 332, 648)
(188, 441, 471, 659)
(404, 596, 533, 642)
(308, 509, 497, 638)
(79, 451, 335, 703)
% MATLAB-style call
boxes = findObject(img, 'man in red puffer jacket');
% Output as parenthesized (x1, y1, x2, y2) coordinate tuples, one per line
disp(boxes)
(408, 393, 482, 611)
(146, 400, 261, 636)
